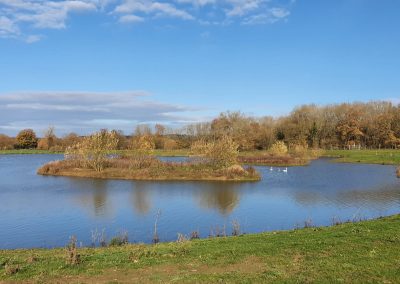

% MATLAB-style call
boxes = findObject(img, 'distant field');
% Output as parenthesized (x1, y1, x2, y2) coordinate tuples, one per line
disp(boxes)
(323, 149, 400, 165)
(0, 149, 63, 155)
(1, 148, 399, 166)
(1, 215, 399, 283)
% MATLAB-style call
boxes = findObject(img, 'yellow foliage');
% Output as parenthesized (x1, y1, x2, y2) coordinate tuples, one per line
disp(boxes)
(65, 130, 119, 172)
(269, 141, 288, 156)
(191, 135, 239, 168)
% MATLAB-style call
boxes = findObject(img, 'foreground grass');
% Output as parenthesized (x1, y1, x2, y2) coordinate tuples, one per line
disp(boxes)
(324, 149, 400, 165)
(1, 215, 400, 283)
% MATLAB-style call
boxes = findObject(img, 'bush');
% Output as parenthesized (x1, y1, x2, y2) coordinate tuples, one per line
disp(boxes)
(290, 144, 308, 157)
(269, 141, 288, 156)
(163, 138, 179, 150)
(65, 236, 80, 265)
(37, 138, 49, 150)
(109, 230, 129, 247)
(127, 135, 156, 169)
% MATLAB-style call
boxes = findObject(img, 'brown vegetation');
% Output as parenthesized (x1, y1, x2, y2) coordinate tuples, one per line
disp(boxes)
(2, 101, 400, 154)
(37, 129, 260, 181)
(0, 134, 15, 150)
(37, 157, 260, 181)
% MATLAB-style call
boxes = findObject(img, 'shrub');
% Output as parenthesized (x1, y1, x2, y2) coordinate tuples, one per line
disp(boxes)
(65, 236, 80, 265)
(4, 264, 20, 276)
(0, 134, 15, 150)
(190, 230, 200, 240)
(163, 138, 179, 150)
(269, 141, 288, 156)
(128, 134, 156, 169)
(109, 230, 129, 247)
(37, 138, 49, 150)
(231, 220, 241, 236)
(290, 144, 308, 157)
(131, 135, 155, 154)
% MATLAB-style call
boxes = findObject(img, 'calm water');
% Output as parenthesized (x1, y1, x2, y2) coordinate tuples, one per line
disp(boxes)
(0, 154, 399, 249)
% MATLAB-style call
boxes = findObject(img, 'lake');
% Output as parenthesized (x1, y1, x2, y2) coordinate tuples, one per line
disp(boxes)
(0, 154, 399, 249)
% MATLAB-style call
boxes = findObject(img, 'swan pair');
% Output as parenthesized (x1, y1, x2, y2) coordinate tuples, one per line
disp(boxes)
(270, 167, 288, 172)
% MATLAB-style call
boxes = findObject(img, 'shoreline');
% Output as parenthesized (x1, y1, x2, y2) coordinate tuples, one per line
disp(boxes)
(1, 214, 399, 282)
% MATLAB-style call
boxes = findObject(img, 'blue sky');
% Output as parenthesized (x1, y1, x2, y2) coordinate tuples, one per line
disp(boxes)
(0, 0, 400, 135)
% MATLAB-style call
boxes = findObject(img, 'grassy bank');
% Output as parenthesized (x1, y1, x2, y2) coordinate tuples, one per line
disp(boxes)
(238, 151, 310, 166)
(323, 149, 400, 165)
(1, 215, 399, 283)
(0, 149, 63, 155)
(37, 159, 261, 182)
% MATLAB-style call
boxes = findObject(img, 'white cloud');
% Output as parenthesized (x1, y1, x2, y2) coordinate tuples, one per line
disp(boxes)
(226, 0, 263, 17)
(25, 34, 42, 43)
(0, 91, 201, 135)
(119, 13, 144, 23)
(0, 0, 294, 41)
(175, 0, 216, 7)
(114, 0, 194, 20)
(242, 7, 290, 24)
(0, 15, 20, 37)
(0, 0, 97, 40)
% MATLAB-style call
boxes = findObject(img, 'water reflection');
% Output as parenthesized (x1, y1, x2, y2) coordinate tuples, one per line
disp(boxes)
(131, 182, 152, 215)
(68, 178, 112, 217)
(0, 154, 399, 249)
(195, 183, 240, 214)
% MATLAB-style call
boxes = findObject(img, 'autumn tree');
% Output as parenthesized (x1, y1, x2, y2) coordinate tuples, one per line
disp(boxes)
(111, 130, 128, 150)
(61, 133, 81, 149)
(37, 126, 57, 150)
(16, 129, 38, 149)
(191, 135, 239, 168)
(65, 129, 119, 172)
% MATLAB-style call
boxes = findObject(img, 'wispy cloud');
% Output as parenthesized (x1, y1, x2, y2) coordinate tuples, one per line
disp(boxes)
(242, 7, 290, 25)
(0, 91, 202, 135)
(0, 0, 294, 41)
(0, 0, 97, 42)
(114, 0, 194, 20)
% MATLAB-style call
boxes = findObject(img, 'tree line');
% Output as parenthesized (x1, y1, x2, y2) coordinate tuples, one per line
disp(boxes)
(1, 101, 399, 151)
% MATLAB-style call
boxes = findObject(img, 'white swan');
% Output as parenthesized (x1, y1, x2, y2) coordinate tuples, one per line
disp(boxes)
(283, 167, 288, 173)
(270, 167, 273, 171)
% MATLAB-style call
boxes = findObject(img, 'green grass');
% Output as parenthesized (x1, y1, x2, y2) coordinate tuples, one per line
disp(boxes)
(2, 148, 400, 166)
(1, 215, 400, 283)
(323, 149, 400, 165)
(0, 149, 63, 155)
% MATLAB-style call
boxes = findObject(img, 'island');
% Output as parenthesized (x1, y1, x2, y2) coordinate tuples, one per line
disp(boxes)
(37, 130, 260, 182)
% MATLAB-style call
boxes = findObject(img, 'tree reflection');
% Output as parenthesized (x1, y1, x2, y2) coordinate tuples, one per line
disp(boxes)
(292, 184, 400, 208)
(196, 183, 240, 215)
(69, 178, 111, 217)
(131, 182, 152, 215)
